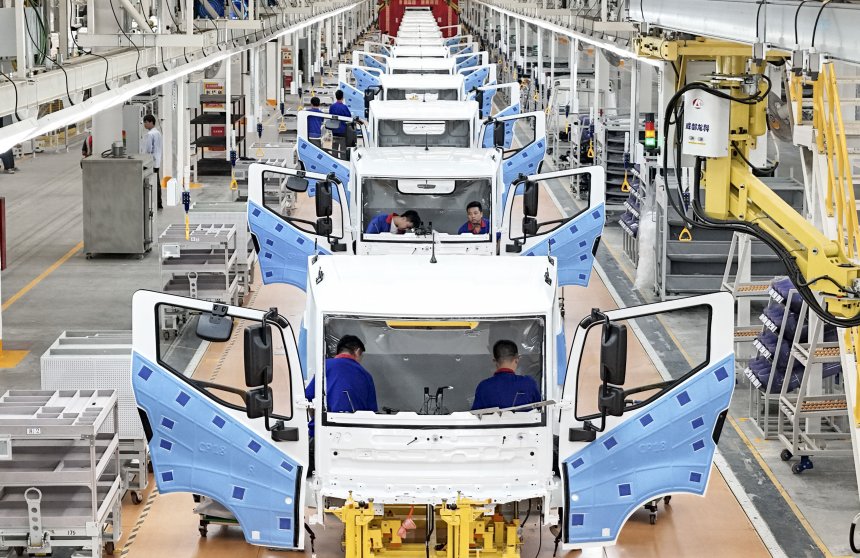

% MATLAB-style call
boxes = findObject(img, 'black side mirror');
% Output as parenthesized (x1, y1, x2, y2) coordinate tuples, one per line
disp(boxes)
(316, 217, 333, 236)
(286, 175, 309, 192)
(523, 179, 538, 217)
(493, 120, 506, 147)
(522, 216, 538, 236)
(316, 180, 333, 217)
(246, 386, 273, 419)
(600, 322, 627, 385)
(345, 123, 357, 150)
(598, 385, 625, 417)
(196, 306, 233, 342)
(475, 89, 485, 117)
(244, 324, 273, 387)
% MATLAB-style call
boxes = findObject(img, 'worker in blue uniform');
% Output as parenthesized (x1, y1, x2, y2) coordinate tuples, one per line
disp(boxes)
(457, 201, 490, 234)
(472, 340, 541, 410)
(305, 335, 378, 439)
(365, 210, 422, 234)
(328, 90, 352, 158)
(307, 96, 324, 149)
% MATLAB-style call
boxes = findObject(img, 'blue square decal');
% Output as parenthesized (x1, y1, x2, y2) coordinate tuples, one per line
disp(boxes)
(579, 254, 588, 261)
(579, 240, 587, 248)
(159, 439, 173, 451)
(281, 460, 294, 472)
(175, 392, 190, 407)
(161, 417, 175, 430)
(161, 471, 174, 482)
(252, 208, 261, 217)
(690, 472, 702, 483)
(691, 417, 705, 429)
(279, 517, 292, 531)
(570, 514, 584, 527)
(603, 436, 618, 450)
(618, 483, 632, 497)
(715, 367, 729, 382)
(571, 457, 584, 469)
(296, 237, 305, 245)
(692, 439, 705, 451)
(549, 238, 556, 246)
(275, 223, 283, 232)
(569, 225, 579, 234)
(265, 271, 273, 278)
(264, 252, 272, 259)
(265, 238, 274, 246)
(639, 413, 653, 427)
(232, 486, 246, 500)
(212, 415, 226, 429)
(677, 391, 691, 406)
(579, 273, 586, 280)
(591, 210, 601, 219)
(138, 366, 153, 380)
(248, 440, 262, 453)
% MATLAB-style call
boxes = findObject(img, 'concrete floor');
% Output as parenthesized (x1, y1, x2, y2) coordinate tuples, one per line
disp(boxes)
(0, 77, 857, 557)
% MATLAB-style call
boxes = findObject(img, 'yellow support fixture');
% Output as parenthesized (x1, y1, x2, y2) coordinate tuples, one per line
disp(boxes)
(229, 172, 238, 191)
(678, 227, 693, 242)
(586, 139, 594, 159)
(621, 170, 631, 192)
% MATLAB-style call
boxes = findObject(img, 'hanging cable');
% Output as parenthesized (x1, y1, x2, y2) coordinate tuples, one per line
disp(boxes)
(811, 0, 832, 49)
(794, 0, 808, 45)
(0, 70, 21, 122)
(22, 2, 74, 106)
(68, 0, 111, 90)
(108, 0, 143, 79)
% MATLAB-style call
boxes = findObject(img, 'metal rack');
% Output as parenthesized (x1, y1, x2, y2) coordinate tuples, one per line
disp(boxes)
(40, 331, 149, 505)
(191, 94, 246, 176)
(189, 202, 260, 298)
(159, 224, 240, 336)
(0, 390, 122, 558)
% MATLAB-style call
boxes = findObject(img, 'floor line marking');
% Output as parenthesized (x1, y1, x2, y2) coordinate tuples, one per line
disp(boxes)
(2, 241, 83, 311)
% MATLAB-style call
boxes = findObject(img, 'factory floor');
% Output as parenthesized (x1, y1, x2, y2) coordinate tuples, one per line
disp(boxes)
(0, 97, 855, 558)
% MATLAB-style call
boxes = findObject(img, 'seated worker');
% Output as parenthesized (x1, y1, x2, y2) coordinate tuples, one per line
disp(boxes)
(458, 201, 490, 234)
(365, 210, 422, 234)
(307, 96, 324, 149)
(471, 340, 541, 410)
(305, 335, 378, 437)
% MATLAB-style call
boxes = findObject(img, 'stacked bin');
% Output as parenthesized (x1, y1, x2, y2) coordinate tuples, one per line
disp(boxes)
(618, 160, 642, 263)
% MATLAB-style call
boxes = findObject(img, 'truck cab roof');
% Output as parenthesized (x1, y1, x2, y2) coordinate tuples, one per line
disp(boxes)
(369, 99, 479, 122)
(308, 255, 557, 316)
(352, 146, 499, 178)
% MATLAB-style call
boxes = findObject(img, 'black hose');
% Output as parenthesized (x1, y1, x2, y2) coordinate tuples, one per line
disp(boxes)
(0, 70, 21, 122)
(811, 1, 831, 49)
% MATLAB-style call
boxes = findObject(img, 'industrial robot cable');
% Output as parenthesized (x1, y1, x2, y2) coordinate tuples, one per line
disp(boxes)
(0, 70, 21, 122)
(68, 0, 112, 91)
(108, 0, 143, 79)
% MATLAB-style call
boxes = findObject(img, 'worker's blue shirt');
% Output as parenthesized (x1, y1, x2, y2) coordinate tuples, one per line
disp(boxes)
(307, 107, 324, 139)
(457, 218, 489, 235)
(365, 212, 398, 234)
(305, 355, 378, 437)
(328, 101, 352, 136)
(471, 369, 541, 410)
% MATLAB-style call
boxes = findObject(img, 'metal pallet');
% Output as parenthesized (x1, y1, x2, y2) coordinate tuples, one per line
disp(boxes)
(0, 390, 122, 558)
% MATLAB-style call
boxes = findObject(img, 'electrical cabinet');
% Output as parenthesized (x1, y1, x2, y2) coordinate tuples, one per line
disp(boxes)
(82, 155, 155, 258)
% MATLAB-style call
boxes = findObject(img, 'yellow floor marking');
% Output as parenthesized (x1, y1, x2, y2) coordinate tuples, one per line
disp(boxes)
(3, 241, 83, 311)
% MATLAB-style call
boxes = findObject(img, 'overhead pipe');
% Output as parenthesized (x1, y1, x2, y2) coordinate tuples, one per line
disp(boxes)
(117, 0, 155, 32)
(630, 0, 860, 64)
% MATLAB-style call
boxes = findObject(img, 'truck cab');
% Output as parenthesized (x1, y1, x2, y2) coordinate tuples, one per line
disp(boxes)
(132, 257, 734, 554)
(367, 100, 481, 148)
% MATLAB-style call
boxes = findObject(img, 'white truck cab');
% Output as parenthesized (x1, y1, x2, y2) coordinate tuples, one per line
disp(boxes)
(131, 256, 735, 555)
(367, 100, 481, 148)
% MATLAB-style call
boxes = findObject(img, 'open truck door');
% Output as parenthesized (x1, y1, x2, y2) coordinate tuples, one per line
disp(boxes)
(557, 292, 734, 547)
(461, 64, 496, 94)
(454, 51, 488, 72)
(247, 163, 353, 292)
(481, 111, 546, 192)
(500, 167, 604, 287)
(296, 111, 368, 189)
(476, 82, 519, 119)
(337, 64, 383, 95)
(352, 51, 388, 73)
(131, 291, 309, 549)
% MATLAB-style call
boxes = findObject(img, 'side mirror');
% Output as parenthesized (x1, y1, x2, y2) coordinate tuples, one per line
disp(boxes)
(315, 217, 333, 236)
(523, 179, 538, 217)
(522, 216, 538, 236)
(475, 89, 485, 117)
(246, 386, 273, 419)
(316, 180, 333, 217)
(493, 120, 506, 147)
(196, 308, 233, 342)
(345, 123, 357, 150)
(324, 118, 341, 131)
(243, 324, 273, 387)
(598, 385, 625, 417)
(600, 322, 627, 385)
(285, 175, 309, 192)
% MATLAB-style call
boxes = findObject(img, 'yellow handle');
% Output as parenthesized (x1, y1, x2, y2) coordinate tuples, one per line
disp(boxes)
(229, 172, 238, 191)
(184, 213, 190, 241)
(533, 91, 539, 102)
(621, 170, 631, 192)
(256, 146, 265, 158)
(679, 227, 693, 242)
(586, 140, 594, 159)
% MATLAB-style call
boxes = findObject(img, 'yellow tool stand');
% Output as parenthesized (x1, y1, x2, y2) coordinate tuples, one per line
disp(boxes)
(329, 495, 522, 557)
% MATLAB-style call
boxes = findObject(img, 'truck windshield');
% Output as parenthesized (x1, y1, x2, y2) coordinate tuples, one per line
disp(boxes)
(361, 177, 492, 236)
(322, 316, 545, 415)
(377, 119, 471, 147)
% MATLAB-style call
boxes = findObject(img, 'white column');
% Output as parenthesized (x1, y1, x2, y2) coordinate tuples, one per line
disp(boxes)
(536, 26, 543, 87)
(14, 0, 26, 78)
(161, 83, 174, 178)
(225, 53, 233, 162)
(571, 39, 578, 114)
(550, 32, 555, 90)
(629, 61, 639, 158)
(249, 46, 259, 138)
(315, 22, 322, 77)
(293, 31, 300, 92)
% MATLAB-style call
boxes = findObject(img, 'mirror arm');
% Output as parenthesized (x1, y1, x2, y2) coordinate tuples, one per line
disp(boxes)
(194, 380, 250, 404)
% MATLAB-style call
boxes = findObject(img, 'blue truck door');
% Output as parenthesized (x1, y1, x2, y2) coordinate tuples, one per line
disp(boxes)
(557, 292, 734, 548)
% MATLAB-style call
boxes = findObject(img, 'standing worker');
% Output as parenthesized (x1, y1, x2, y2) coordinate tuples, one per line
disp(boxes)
(143, 114, 163, 210)
(328, 90, 352, 158)
(307, 96, 324, 149)
(471, 340, 541, 410)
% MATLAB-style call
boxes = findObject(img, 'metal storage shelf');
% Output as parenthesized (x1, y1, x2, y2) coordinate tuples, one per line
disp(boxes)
(192, 94, 246, 176)
(159, 224, 240, 308)
(0, 390, 122, 558)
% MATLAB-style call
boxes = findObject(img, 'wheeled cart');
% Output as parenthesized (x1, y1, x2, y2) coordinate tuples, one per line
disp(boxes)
(0, 390, 123, 558)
